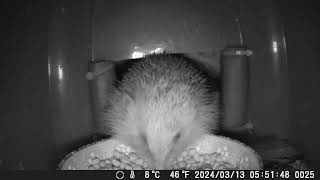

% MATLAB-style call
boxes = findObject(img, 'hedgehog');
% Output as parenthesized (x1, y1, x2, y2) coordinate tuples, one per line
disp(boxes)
(102, 53, 220, 169)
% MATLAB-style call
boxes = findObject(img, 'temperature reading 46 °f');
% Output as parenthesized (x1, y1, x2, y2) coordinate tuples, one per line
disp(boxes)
(145, 170, 160, 179)
(170, 171, 190, 179)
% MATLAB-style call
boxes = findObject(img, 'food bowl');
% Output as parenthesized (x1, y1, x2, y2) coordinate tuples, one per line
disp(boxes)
(58, 134, 262, 170)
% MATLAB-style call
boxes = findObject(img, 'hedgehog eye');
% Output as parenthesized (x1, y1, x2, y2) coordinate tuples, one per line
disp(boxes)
(173, 132, 181, 142)
(141, 133, 148, 145)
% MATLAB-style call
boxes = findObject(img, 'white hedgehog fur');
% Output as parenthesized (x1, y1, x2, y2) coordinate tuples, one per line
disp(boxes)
(102, 53, 220, 169)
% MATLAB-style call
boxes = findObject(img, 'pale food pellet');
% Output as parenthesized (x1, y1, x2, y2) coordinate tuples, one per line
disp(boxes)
(133, 165, 142, 170)
(111, 159, 120, 167)
(93, 163, 100, 169)
(129, 153, 137, 162)
(92, 158, 99, 165)
(136, 158, 144, 166)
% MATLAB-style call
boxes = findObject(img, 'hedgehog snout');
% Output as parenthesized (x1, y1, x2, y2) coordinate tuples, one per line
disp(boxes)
(148, 137, 183, 169)
(148, 147, 169, 170)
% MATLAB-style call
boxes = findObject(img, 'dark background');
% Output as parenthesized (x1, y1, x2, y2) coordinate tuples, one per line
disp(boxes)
(0, 0, 319, 169)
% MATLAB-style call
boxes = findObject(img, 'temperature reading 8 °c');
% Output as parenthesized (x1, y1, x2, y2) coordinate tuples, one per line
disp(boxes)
(145, 170, 160, 179)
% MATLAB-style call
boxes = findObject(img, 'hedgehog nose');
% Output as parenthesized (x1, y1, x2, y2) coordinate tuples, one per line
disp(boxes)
(151, 154, 166, 170)
(154, 160, 165, 170)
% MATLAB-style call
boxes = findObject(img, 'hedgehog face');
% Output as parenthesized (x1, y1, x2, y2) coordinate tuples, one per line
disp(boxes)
(145, 121, 182, 169)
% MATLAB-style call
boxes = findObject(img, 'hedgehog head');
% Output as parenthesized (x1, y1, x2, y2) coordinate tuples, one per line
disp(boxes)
(105, 54, 220, 169)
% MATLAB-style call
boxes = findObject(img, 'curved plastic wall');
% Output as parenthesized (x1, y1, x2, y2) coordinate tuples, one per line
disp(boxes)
(48, 0, 93, 163)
